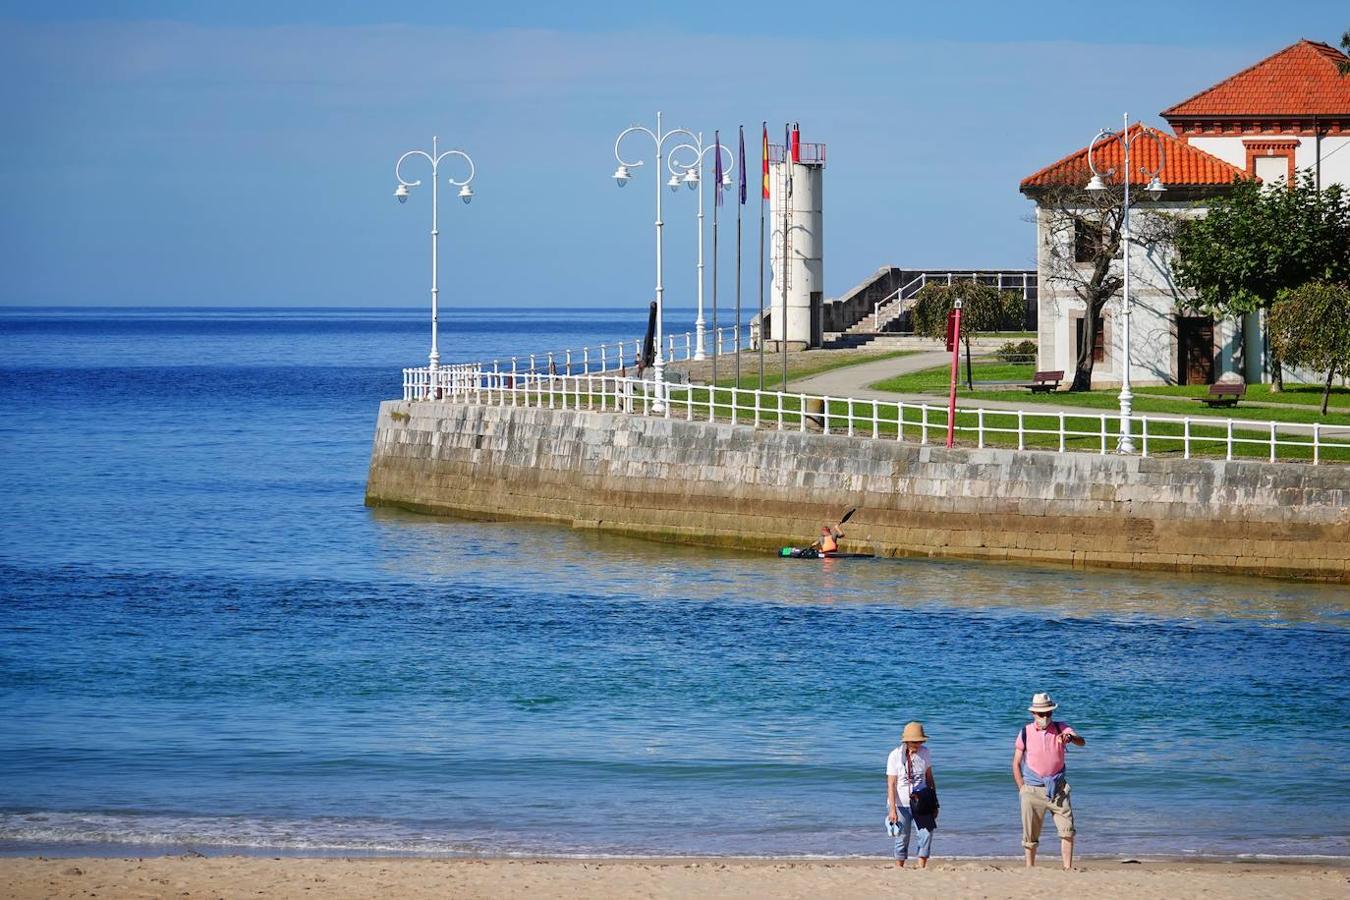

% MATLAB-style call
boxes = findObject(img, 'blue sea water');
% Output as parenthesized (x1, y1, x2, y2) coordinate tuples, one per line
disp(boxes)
(1, 307, 1347, 860)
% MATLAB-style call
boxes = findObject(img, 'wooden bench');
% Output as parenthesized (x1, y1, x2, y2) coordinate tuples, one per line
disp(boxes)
(1195, 383, 1246, 407)
(1022, 370, 1064, 393)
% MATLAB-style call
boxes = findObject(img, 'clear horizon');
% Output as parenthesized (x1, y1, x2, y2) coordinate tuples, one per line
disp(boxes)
(2, 2, 1347, 308)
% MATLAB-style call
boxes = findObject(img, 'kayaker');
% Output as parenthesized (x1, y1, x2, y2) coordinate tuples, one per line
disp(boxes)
(812, 524, 842, 554)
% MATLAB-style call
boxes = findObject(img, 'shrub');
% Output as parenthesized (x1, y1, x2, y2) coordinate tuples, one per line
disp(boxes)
(996, 339, 1037, 364)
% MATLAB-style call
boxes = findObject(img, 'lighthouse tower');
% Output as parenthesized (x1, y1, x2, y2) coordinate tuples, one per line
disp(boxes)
(768, 125, 825, 350)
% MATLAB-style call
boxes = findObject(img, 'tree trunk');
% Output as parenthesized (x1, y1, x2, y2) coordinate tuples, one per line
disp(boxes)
(1070, 325, 1097, 392)
(1271, 357, 1284, 393)
(1322, 363, 1336, 416)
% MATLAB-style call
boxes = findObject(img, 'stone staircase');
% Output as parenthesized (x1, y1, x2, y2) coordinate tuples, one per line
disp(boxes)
(822, 269, 1038, 349)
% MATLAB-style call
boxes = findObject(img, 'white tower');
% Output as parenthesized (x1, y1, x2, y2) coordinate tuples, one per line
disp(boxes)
(768, 130, 825, 350)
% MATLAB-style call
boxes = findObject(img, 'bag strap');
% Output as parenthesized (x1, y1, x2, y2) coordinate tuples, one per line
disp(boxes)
(904, 745, 915, 786)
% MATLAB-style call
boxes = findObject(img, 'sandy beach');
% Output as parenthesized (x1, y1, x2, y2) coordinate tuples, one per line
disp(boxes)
(2, 855, 1346, 900)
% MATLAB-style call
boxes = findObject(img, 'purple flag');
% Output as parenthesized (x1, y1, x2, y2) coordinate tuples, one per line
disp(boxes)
(714, 129, 724, 207)
(738, 125, 747, 205)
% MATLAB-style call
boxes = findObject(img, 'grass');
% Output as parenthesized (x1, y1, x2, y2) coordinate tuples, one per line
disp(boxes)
(1135, 382, 1350, 411)
(486, 378, 1349, 464)
(871, 363, 1350, 427)
(660, 385, 1350, 463)
(715, 350, 919, 391)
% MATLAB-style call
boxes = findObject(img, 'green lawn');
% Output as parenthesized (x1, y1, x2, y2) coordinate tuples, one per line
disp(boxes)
(715, 350, 919, 391)
(871, 363, 1350, 427)
(1135, 382, 1349, 411)
(654, 384, 1350, 463)
(492, 369, 1349, 464)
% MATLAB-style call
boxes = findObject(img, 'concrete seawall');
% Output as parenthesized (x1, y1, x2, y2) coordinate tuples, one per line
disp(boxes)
(365, 400, 1350, 582)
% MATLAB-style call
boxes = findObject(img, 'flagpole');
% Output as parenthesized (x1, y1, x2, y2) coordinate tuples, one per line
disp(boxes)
(781, 123, 790, 391)
(711, 129, 720, 389)
(758, 122, 766, 391)
(736, 125, 744, 387)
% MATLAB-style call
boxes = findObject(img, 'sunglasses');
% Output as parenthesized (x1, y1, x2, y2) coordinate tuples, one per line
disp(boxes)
(1032, 710, 1053, 717)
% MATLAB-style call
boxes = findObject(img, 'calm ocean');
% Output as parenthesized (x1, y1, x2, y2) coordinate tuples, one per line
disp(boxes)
(1, 307, 1347, 860)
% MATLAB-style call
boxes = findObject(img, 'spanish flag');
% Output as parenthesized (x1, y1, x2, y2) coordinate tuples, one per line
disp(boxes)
(761, 122, 772, 199)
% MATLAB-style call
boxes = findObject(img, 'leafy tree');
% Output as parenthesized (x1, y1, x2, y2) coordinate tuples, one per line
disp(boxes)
(1340, 28, 1350, 76)
(1172, 172, 1350, 390)
(912, 280, 1023, 389)
(1027, 174, 1173, 392)
(1268, 281, 1350, 415)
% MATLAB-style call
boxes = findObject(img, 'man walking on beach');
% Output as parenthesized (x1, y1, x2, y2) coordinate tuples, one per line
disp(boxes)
(1012, 692, 1084, 869)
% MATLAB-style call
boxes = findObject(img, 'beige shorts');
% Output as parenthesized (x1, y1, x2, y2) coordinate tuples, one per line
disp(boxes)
(1020, 782, 1074, 848)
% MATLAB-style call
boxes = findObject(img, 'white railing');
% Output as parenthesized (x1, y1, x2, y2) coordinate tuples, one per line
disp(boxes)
(400, 370, 1349, 465)
(425, 322, 749, 393)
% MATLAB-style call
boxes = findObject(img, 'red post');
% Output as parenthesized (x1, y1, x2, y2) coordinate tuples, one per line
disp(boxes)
(945, 300, 963, 448)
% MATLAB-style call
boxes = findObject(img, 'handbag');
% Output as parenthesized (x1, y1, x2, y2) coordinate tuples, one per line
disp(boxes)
(904, 748, 939, 816)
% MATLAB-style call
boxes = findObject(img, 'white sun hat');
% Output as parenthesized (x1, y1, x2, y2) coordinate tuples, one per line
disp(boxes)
(1028, 692, 1059, 713)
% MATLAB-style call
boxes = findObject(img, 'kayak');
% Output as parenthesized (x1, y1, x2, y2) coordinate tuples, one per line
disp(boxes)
(779, 547, 875, 559)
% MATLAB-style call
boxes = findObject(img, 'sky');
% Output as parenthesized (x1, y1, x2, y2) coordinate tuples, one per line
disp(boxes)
(1, 2, 1346, 308)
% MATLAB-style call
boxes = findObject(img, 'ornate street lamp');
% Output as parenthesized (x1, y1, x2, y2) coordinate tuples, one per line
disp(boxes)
(611, 113, 696, 412)
(1086, 113, 1166, 454)
(394, 137, 476, 373)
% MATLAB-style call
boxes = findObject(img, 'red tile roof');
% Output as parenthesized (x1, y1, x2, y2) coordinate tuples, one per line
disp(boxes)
(1020, 123, 1249, 191)
(1162, 39, 1350, 119)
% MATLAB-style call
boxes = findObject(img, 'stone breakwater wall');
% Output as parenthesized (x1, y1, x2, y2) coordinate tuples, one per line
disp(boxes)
(365, 401, 1350, 582)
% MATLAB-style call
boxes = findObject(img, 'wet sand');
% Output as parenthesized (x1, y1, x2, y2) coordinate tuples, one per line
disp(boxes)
(2, 855, 1346, 899)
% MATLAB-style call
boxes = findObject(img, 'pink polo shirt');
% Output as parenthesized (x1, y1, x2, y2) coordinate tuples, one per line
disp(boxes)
(1015, 721, 1077, 777)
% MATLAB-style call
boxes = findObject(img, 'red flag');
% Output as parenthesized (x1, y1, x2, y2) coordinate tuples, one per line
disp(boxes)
(791, 123, 800, 163)
(761, 124, 770, 200)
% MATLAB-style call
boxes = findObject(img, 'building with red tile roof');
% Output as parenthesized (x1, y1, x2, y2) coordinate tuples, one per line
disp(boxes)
(1020, 39, 1350, 390)
(1020, 124, 1248, 194)
(1163, 39, 1350, 189)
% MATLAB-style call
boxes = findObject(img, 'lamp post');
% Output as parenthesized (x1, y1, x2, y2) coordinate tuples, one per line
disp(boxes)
(394, 136, 476, 374)
(612, 112, 696, 413)
(1085, 113, 1165, 454)
(668, 133, 735, 361)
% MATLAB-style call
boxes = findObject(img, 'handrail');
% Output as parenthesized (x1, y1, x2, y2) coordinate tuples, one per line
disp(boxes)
(399, 369, 1348, 466)
(428, 322, 752, 385)
(867, 271, 1037, 334)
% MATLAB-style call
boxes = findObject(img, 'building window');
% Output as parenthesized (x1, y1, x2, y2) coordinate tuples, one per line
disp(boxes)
(1075, 316, 1105, 363)
(1073, 218, 1101, 264)
(1243, 139, 1298, 186)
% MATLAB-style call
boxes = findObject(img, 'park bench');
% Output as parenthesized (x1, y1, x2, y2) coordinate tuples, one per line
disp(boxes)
(1195, 383, 1246, 407)
(1022, 370, 1064, 393)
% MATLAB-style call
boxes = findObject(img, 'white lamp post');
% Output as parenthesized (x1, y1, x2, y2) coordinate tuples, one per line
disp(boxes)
(394, 136, 476, 373)
(1085, 113, 1166, 454)
(612, 112, 696, 413)
(669, 133, 735, 361)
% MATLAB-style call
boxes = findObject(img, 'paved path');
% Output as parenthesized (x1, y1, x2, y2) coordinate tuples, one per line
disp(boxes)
(790, 349, 1350, 441)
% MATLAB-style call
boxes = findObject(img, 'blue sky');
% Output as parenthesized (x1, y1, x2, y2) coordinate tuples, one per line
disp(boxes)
(1, 2, 1346, 307)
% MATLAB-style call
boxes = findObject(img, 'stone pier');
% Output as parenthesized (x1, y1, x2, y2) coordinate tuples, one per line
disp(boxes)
(365, 401, 1350, 582)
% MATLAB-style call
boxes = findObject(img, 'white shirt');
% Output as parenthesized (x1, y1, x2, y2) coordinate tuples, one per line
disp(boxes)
(886, 745, 931, 806)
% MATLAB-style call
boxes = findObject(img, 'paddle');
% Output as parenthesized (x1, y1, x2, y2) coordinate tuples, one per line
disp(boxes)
(839, 506, 857, 526)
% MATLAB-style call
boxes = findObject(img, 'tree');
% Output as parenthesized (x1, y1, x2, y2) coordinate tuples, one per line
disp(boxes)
(1030, 174, 1173, 391)
(1268, 281, 1350, 415)
(911, 280, 1023, 389)
(1340, 28, 1350, 76)
(1172, 172, 1350, 390)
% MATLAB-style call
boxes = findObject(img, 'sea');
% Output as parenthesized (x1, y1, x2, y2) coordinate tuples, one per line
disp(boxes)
(1, 306, 1347, 860)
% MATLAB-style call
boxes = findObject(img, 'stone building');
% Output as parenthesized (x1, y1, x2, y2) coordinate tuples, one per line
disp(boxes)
(1021, 39, 1350, 387)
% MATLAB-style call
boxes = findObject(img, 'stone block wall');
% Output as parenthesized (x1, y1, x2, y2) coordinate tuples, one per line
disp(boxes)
(366, 401, 1350, 582)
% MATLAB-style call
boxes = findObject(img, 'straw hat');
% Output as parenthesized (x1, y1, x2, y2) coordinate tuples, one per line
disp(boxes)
(901, 721, 928, 743)
(1028, 692, 1059, 713)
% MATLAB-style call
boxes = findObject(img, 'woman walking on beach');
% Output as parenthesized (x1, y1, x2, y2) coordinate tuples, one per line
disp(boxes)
(885, 721, 939, 868)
